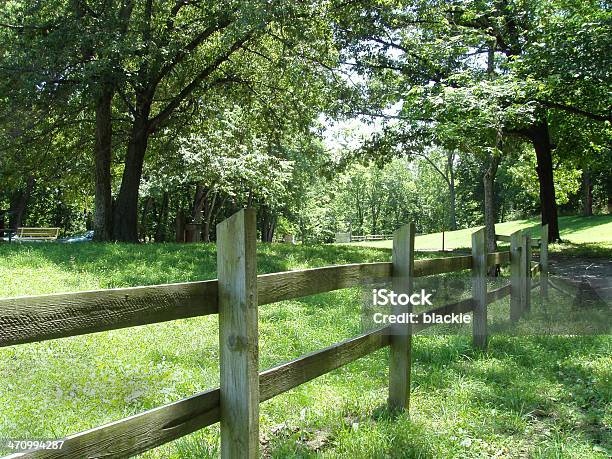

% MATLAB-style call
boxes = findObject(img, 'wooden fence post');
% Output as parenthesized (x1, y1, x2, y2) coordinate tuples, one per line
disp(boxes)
(471, 228, 487, 349)
(540, 224, 549, 301)
(217, 208, 259, 459)
(510, 230, 522, 322)
(522, 233, 532, 314)
(388, 222, 415, 411)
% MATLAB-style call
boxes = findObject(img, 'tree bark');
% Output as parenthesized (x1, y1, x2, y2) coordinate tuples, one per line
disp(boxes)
(93, 88, 114, 241)
(607, 171, 612, 214)
(202, 189, 218, 243)
(582, 170, 593, 216)
(175, 208, 186, 243)
(10, 175, 35, 230)
(139, 196, 153, 241)
(483, 153, 501, 261)
(260, 205, 276, 242)
(192, 184, 206, 224)
(113, 107, 150, 242)
(529, 119, 561, 242)
(447, 151, 457, 230)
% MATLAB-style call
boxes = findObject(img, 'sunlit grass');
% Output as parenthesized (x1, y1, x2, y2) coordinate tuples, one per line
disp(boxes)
(347, 215, 612, 253)
(0, 242, 609, 458)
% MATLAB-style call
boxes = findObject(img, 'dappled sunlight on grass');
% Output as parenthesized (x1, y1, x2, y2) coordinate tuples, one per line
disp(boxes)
(0, 242, 610, 457)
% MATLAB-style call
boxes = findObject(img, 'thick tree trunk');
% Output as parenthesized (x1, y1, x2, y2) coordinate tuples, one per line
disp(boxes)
(93, 88, 113, 241)
(582, 170, 593, 216)
(155, 192, 169, 242)
(483, 154, 501, 259)
(529, 119, 561, 242)
(113, 113, 150, 242)
(10, 175, 35, 230)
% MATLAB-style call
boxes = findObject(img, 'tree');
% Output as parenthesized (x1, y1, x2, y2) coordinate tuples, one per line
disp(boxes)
(333, 0, 611, 242)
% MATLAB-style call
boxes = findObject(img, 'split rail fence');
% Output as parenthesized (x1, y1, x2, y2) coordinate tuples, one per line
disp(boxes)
(0, 210, 548, 458)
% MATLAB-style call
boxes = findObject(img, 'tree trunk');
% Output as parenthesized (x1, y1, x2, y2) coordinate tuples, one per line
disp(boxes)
(529, 119, 561, 242)
(192, 184, 206, 224)
(607, 172, 612, 214)
(582, 170, 593, 216)
(139, 196, 153, 241)
(260, 205, 276, 242)
(93, 88, 113, 241)
(447, 151, 457, 230)
(202, 190, 217, 243)
(483, 153, 501, 260)
(155, 192, 169, 242)
(113, 112, 150, 242)
(10, 175, 35, 230)
(175, 209, 186, 243)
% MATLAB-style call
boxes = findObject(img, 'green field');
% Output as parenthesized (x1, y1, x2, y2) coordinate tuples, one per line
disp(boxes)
(346, 215, 612, 252)
(0, 234, 610, 458)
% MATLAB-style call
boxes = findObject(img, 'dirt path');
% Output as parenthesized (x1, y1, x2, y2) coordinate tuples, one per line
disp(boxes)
(546, 255, 612, 304)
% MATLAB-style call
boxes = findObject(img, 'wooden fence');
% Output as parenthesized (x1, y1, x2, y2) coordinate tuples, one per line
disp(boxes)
(350, 234, 391, 242)
(0, 210, 548, 459)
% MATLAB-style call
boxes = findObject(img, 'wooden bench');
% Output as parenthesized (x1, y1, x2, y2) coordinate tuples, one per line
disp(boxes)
(14, 227, 60, 241)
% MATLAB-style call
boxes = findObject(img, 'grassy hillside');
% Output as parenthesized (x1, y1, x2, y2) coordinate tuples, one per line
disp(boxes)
(347, 215, 612, 251)
(0, 242, 610, 458)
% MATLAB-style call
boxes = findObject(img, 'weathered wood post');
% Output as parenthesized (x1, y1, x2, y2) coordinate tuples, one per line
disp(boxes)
(522, 233, 532, 314)
(510, 230, 522, 322)
(471, 228, 487, 349)
(388, 222, 415, 411)
(540, 224, 549, 301)
(217, 208, 259, 459)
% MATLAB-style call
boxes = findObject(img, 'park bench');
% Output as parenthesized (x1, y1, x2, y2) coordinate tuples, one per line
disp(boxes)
(13, 227, 60, 241)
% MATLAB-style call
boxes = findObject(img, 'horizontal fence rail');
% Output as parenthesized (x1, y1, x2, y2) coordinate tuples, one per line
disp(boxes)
(1, 253, 511, 348)
(2, 215, 548, 459)
(8, 326, 392, 459)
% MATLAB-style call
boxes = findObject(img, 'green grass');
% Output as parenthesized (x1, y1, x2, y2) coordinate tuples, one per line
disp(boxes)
(0, 242, 610, 458)
(347, 215, 612, 252)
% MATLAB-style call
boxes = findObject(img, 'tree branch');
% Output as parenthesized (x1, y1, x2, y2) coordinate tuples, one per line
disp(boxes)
(148, 31, 254, 133)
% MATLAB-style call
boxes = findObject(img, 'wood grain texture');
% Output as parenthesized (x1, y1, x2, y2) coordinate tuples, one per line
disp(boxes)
(413, 256, 472, 277)
(259, 326, 391, 402)
(540, 224, 549, 300)
(522, 234, 532, 313)
(3, 255, 484, 348)
(487, 251, 510, 267)
(217, 208, 259, 459)
(9, 388, 221, 459)
(389, 222, 415, 411)
(411, 298, 474, 333)
(257, 262, 392, 305)
(0, 281, 218, 348)
(471, 228, 487, 349)
(510, 231, 522, 322)
(487, 284, 511, 304)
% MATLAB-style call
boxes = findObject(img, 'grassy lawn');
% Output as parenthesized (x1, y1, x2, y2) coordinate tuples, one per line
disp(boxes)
(346, 215, 612, 253)
(0, 241, 610, 458)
